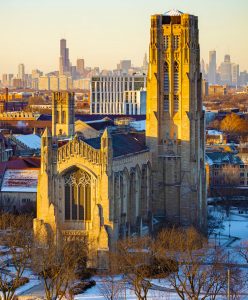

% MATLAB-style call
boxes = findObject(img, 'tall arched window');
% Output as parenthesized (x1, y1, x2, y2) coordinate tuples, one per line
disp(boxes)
(64, 169, 91, 221)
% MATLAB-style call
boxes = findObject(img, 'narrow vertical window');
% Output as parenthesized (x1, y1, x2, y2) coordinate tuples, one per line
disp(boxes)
(173, 35, 180, 50)
(174, 95, 179, 112)
(164, 62, 169, 92)
(174, 62, 179, 112)
(61, 111, 66, 124)
(164, 95, 169, 112)
(174, 62, 179, 92)
(164, 35, 169, 50)
(65, 185, 71, 220)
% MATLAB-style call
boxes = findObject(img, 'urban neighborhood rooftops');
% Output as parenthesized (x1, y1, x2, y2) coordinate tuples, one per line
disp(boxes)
(12, 134, 41, 150)
(0, 157, 40, 193)
(1, 169, 39, 193)
(206, 151, 243, 166)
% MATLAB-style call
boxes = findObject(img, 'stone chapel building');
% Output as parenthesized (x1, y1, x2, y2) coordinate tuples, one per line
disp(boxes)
(34, 9, 206, 268)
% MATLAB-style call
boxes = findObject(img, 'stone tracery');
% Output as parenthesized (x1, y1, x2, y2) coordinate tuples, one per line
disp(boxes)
(64, 168, 91, 221)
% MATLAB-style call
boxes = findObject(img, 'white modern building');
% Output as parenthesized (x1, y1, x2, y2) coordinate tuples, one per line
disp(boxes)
(90, 75, 146, 115)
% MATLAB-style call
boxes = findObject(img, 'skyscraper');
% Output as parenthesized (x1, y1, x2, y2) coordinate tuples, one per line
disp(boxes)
(143, 53, 148, 71)
(208, 50, 216, 85)
(117, 60, 131, 74)
(232, 64, 239, 87)
(76, 58, 85, 75)
(201, 59, 207, 80)
(146, 9, 206, 227)
(18, 64, 25, 80)
(220, 54, 232, 85)
(59, 39, 70, 75)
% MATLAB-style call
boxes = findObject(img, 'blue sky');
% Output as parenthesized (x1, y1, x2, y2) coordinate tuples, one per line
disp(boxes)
(1, 0, 248, 74)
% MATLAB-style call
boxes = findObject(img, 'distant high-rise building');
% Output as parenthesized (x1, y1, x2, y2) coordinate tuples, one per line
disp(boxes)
(2, 74, 14, 88)
(76, 59, 85, 75)
(118, 60, 131, 73)
(38, 76, 50, 90)
(231, 64, 239, 87)
(18, 64, 25, 80)
(240, 71, 248, 86)
(208, 50, 216, 85)
(59, 39, 70, 75)
(2, 74, 8, 86)
(50, 76, 59, 91)
(32, 69, 43, 79)
(59, 75, 72, 90)
(201, 59, 207, 80)
(220, 54, 232, 85)
(143, 53, 148, 71)
(12, 78, 23, 89)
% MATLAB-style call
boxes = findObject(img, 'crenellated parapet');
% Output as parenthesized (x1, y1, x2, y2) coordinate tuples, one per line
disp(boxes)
(57, 138, 103, 166)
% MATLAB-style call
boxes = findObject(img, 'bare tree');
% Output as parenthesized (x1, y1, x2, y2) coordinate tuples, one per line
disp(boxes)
(32, 231, 88, 300)
(238, 241, 248, 263)
(97, 253, 125, 300)
(214, 165, 240, 187)
(113, 236, 153, 300)
(0, 213, 33, 300)
(153, 227, 231, 300)
(207, 209, 224, 237)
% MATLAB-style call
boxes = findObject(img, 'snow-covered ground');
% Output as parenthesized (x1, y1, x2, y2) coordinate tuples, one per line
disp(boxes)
(7, 204, 248, 299)
(209, 205, 248, 247)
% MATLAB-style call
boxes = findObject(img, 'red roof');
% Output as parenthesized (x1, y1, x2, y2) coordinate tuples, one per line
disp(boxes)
(0, 157, 40, 177)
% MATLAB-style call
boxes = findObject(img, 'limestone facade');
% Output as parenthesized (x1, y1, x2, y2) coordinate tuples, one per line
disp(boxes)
(35, 91, 152, 268)
(35, 10, 207, 268)
(146, 11, 206, 227)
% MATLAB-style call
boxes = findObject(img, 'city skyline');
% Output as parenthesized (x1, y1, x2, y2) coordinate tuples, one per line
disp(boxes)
(1, 0, 248, 74)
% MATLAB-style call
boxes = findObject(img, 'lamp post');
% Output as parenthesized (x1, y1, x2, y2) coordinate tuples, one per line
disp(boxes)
(227, 269, 230, 300)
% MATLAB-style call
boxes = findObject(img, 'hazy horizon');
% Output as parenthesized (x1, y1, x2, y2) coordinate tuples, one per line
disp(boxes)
(1, 0, 248, 75)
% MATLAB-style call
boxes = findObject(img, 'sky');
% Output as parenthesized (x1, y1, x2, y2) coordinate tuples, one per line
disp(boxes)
(0, 0, 248, 75)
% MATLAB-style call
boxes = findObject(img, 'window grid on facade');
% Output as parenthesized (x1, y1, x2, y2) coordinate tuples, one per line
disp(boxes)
(164, 95, 169, 112)
(164, 35, 169, 50)
(174, 62, 179, 92)
(174, 95, 179, 112)
(173, 35, 180, 50)
(164, 62, 169, 92)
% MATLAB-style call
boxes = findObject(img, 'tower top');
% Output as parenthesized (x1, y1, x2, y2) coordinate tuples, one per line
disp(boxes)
(164, 9, 183, 16)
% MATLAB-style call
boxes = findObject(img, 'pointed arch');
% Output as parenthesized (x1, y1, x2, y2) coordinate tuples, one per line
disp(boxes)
(63, 168, 92, 222)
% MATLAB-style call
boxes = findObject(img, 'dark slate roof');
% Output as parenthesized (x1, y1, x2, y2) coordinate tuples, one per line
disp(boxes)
(84, 137, 101, 149)
(84, 132, 147, 158)
(37, 114, 52, 121)
(112, 133, 147, 157)
(87, 120, 115, 131)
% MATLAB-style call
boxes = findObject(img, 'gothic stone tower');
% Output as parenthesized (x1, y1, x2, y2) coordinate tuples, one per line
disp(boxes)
(52, 91, 75, 137)
(146, 9, 206, 227)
